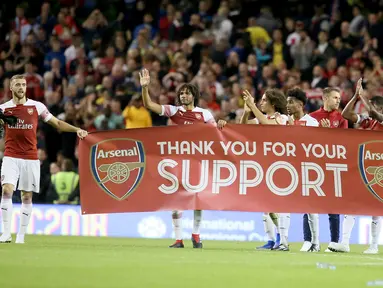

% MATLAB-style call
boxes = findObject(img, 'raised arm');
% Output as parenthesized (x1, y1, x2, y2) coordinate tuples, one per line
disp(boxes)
(140, 69, 162, 115)
(358, 80, 383, 123)
(240, 104, 258, 124)
(242, 90, 278, 125)
(342, 78, 362, 124)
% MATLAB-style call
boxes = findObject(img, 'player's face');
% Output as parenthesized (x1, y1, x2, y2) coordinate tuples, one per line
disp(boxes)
(260, 94, 273, 113)
(286, 97, 301, 115)
(325, 91, 341, 110)
(10, 79, 27, 99)
(179, 88, 194, 106)
(371, 101, 383, 114)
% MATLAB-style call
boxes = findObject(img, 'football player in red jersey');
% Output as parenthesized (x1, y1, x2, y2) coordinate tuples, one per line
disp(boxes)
(329, 78, 382, 254)
(307, 87, 347, 252)
(0, 75, 88, 244)
(139, 69, 216, 248)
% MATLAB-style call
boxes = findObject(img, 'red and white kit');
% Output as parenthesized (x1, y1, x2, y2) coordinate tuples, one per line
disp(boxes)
(161, 105, 216, 125)
(0, 99, 52, 192)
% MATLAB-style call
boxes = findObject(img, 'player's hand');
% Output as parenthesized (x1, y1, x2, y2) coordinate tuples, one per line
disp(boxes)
(320, 119, 331, 128)
(242, 90, 255, 108)
(287, 115, 295, 125)
(76, 129, 88, 139)
(355, 78, 363, 98)
(0, 110, 18, 126)
(139, 69, 151, 87)
(4, 115, 18, 126)
(244, 103, 251, 113)
(217, 119, 227, 130)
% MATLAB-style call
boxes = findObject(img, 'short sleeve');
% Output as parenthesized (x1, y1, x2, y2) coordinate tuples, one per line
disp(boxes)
(356, 114, 369, 125)
(203, 110, 216, 124)
(160, 105, 178, 117)
(278, 114, 289, 125)
(36, 101, 53, 122)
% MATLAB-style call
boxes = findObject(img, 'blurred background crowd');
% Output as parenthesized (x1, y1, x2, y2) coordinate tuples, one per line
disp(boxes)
(0, 0, 382, 204)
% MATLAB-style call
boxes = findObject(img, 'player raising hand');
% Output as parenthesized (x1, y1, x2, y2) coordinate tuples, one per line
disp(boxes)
(140, 69, 216, 248)
(218, 89, 290, 251)
(0, 75, 88, 244)
(329, 78, 383, 255)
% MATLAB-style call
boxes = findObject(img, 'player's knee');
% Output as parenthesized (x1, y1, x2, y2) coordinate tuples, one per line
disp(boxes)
(2, 184, 14, 199)
(21, 192, 33, 204)
(172, 210, 182, 219)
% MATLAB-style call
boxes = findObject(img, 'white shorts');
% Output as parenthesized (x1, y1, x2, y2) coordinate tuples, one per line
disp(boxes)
(1, 156, 40, 193)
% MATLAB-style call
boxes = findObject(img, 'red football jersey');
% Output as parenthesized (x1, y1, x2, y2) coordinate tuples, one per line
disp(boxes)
(0, 99, 53, 160)
(309, 107, 348, 129)
(161, 105, 216, 125)
(357, 114, 383, 131)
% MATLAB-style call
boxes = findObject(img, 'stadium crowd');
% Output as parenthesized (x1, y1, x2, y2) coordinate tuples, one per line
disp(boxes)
(0, 0, 382, 204)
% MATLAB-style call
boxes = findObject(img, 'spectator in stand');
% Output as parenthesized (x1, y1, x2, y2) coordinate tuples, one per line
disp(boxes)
(122, 94, 152, 129)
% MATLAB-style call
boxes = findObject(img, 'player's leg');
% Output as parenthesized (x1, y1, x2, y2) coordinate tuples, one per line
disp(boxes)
(325, 214, 340, 252)
(307, 213, 320, 252)
(0, 184, 16, 243)
(0, 157, 20, 243)
(256, 213, 276, 250)
(300, 214, 312, 252)
(169, 210, 184, 248)
(328, 215, 355, 253)
(15, 191, 33, 244)
(192, 210, 202, 248)
(15, 159, 40, 244)
(275, 213, 290, 251)
(269, 213, 280, 249)
(364, 216, 381, 254)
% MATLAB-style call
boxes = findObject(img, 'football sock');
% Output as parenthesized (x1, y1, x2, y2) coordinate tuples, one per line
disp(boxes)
(278, 213, 290, 246)
(371, 216, 381, 249)
(172, 211, 183, 241)
(192, 210, 202, 235)
(308, 213, 319, 244)
(269, 213, 280, 234)
(18, 203, 32, 235)
(1, 197, 13, 235)
(263, 213, 276, 242)
(341, 215, 355, 245)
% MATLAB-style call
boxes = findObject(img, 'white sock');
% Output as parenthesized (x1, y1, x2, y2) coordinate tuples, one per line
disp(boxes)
(263, 213, 276, 241)
(308, 213, 319, 244)
(341, 215, 355, 245)
(269, 213, 280, 234)
(192, 210, 202, 235)
(371, 216, 381, 249)
(18, 203, 32, 235)
(172, 211, 182, 241)
(1, 198, 13, 235)
(278, 213, 290, 246)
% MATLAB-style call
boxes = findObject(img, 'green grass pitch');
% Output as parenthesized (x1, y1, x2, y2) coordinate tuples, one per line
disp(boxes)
(0, 236, 382, 288)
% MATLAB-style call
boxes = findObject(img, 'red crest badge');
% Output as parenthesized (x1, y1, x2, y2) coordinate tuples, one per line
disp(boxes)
(358, 141, 383, 202)
(90, 138, 146, 201)
(27, 108, 33, 115)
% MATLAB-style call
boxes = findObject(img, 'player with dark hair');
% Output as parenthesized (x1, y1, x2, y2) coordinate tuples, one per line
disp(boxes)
(0, 75, 88, 244)
(305, 86, 347, 252)
(286, 87, 320, 252)
(329, 79, 382, 254)
(139, 69, 215, 248)
(219, 89, 290, 251)
(242, 89, 291, 251)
